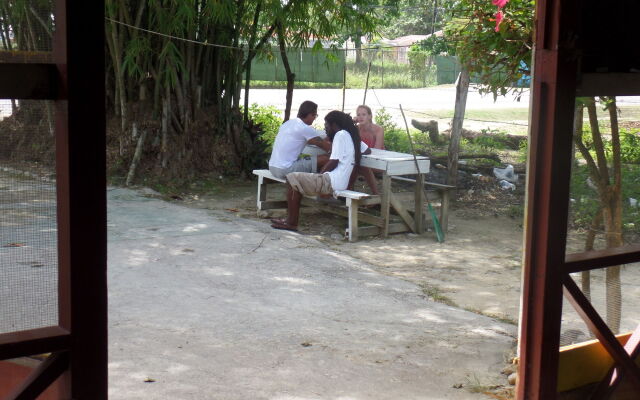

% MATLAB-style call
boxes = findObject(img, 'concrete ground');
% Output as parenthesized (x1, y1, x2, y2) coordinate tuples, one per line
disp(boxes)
(107, 187, 516, 399)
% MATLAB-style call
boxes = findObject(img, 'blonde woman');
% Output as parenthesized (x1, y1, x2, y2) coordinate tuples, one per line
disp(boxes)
(349, 105, 384, 194)
(355, 105, 384, 149)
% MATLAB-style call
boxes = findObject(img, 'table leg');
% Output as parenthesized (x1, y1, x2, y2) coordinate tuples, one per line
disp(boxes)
(440, 188, 450, 233)
(415, 173, 425, 234)
(381, 173, 391, 237)
(347, 198, 359, 242)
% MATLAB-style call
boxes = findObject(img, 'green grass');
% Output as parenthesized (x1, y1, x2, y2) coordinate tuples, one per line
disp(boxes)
(419, 283, 458, 307)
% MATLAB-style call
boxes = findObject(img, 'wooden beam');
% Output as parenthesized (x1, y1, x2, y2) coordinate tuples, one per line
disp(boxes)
(6, 351, 69, 400)
(565, 244, 640, 273)
(0, 327, 70, 361)
(0, 63, 58, 99)
(563, 276, 640, 391)
(577, 73, 640, 96)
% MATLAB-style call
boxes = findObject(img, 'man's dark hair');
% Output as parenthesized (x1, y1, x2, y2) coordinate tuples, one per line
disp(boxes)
(324, 110, 362, 165)
(297, 101, 318, 119)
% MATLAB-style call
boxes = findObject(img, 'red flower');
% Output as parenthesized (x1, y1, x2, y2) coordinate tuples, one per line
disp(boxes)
(494, 10, 504, 32)
(492, 0, 509, 8)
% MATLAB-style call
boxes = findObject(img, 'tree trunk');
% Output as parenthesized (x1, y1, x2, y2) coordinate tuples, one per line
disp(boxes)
(277, 23, 294, 122)
(126, 125, 147, 186)
(243, 1, 262, 122)
(447, 68, 470, 188)
(354, 33, 362, 65)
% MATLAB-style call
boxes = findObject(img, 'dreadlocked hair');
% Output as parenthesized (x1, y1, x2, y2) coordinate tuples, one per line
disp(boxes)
(324, 110, 362, 165)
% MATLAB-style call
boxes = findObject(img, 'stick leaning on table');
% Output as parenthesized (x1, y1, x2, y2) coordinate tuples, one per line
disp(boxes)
(399, 104, 445, 243)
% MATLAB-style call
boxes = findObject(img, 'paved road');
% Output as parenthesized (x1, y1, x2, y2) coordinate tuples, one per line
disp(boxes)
(0, 178, 516, 398)
(243, 86, 531, 127)
(107, 187, 516, 399)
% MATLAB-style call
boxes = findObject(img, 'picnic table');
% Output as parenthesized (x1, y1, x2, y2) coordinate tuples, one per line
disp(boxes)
(254, 147, 452, 241)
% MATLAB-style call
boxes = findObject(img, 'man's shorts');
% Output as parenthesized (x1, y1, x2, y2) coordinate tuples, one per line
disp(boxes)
(285, 172, 333, 197)
(269, 155, 317, 179)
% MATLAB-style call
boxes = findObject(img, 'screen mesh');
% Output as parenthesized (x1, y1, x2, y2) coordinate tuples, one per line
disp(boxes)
(0, 1, 55, 53)
(0, 99, 58, 334)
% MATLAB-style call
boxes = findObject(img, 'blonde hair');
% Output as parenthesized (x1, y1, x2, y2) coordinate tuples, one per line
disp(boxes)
(357, 105, 372, 116)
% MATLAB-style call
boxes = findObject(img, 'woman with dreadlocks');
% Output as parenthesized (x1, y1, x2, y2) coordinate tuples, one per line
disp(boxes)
(271, 110, 370, 232)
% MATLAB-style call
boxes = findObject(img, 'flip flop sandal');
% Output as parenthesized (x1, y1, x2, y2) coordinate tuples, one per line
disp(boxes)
(271, 220, 298, 232)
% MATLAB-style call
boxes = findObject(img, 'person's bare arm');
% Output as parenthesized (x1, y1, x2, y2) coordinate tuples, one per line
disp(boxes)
(320, 159, 338, 173)
(373, 125, 384, 149)
(307, 136, 332, 152)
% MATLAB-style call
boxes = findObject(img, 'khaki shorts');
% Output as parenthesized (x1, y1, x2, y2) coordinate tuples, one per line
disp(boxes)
(286, 172, 333, 197)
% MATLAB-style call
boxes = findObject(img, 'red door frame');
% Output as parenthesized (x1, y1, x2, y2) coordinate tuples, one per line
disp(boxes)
(0, 1, 107, 398)
(518, 0, 640, 398)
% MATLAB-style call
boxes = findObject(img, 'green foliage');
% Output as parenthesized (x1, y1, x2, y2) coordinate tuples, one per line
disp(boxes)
(407, 50, 429, 80)
(577, 128, 640, 164)
(380, 0, 444, 38)
(570, 161, 640, 236)
(442, 0, 534, 99)
(246, 104, 282, 151)
(412, 34, 452, 56)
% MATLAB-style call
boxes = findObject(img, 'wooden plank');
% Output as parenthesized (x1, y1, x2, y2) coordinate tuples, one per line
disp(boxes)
(557, 333, 633, 393)
(380, 174, 391, 237)
(7, 351, 69, 400)
(439, 187, 450, 233)
(385, 159, 430, 176)
(389, 193, 416, 233)
(0, 63, 58, 99)
(0, 327, 70, 362)
(358, 222, 411, 237)
(346, 199, 359, 241)
(415, 174, 425, 233)
(577, 73, 640, 96)
(258, 200, 288, 210)
(565, 243, 640, 273)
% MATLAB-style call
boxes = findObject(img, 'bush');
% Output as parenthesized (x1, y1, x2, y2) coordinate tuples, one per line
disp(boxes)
(245, 104, 282, 151)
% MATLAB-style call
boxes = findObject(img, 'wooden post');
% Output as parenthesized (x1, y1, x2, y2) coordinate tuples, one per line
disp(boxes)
(447, 68, 470, 189)
(380, 174, 391, 237)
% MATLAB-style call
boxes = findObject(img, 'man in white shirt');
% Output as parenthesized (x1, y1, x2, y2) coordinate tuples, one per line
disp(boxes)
(268, 101, 332, 179)
(271, 110, 370, 232)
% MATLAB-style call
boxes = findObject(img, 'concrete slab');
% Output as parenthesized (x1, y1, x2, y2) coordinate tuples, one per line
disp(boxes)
(107, 187, 516, 399)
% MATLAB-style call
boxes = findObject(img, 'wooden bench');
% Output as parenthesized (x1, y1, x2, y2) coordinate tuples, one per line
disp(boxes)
(252, 169, 378, 241)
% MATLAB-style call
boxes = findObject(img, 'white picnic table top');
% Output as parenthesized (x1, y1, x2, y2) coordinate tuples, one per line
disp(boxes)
(303, 146, 430, 176)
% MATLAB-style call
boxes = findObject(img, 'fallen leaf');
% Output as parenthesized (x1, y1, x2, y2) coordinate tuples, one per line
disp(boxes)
(225, 208, 239, 212)
(301, 342, 312, 347)
(3, 243, 25, 247)
(144, 378, 156, 383)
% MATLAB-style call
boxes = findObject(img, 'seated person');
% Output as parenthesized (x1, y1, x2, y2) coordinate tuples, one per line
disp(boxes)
(268, 100, 331, 179)
(271, 110, 370, 232)
(349, 105, 385, 195)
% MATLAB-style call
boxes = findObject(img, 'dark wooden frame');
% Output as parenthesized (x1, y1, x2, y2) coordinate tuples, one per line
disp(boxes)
(518, 0, 640, 398)
(0, 1, 107, 399)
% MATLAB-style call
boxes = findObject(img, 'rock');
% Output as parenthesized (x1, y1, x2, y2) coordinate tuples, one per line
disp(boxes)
(508, 372, 517, 386)
(330, 233, 344, 241)
(257, 210, 270, 219)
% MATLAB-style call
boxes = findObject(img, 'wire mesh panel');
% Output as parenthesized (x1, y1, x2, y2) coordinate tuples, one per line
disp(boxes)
(0, 99, 58, 334)
(0, 1, 55, 53)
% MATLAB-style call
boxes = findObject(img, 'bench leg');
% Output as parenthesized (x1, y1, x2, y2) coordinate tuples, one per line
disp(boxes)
(346, 198, 359, 242)
(256, 175, 267, 211)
